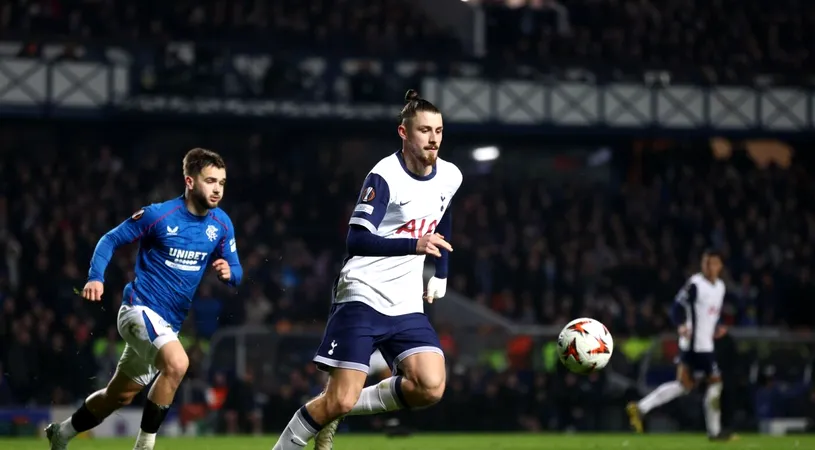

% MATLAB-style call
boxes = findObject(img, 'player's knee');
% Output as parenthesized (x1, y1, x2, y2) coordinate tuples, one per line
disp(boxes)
(421, 381, 445, 406)
(679, 378, 694, 391)
(324, 388, 361, 416)
(409, 372, 446, 406)
(160, 352, 189, 384)
(335, 395, 359, 416)
(112, 391, 137, 407)
(706, 381, 723, 398)
(102, 387, 137, 408)
(676, 369, 694, 391)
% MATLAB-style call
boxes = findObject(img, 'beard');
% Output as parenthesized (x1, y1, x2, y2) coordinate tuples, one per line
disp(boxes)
(420, 149, 437, 166)
(190, 187, 217, 210)
(410, 143, 437, 166)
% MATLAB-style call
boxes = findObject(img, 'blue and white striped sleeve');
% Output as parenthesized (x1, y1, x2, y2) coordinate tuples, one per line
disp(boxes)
(348, 173, 390, 232)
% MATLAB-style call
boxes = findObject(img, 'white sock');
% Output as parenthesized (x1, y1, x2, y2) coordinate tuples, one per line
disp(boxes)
(704, 382, 723, 436)
(134, 430, 156, 449)
(638, 380, 687, 414)
(272, 406, 319, 449)
(348, 376, 405, 416)
(58, 418, 78, 440)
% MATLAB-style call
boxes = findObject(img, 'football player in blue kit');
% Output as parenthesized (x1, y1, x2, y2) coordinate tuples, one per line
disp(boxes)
(46, 148, 243, 450)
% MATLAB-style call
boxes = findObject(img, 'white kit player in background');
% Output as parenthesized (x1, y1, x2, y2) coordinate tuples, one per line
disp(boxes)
(270, 89, 461, 450)
(627, 250, 735, 441)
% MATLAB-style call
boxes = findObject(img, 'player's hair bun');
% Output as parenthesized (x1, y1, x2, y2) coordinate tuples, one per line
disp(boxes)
(404, 89, 420, 104)
(399, 88, 439, 122)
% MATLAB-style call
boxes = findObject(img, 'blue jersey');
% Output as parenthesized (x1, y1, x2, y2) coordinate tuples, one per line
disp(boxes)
(88, 196, 243, 331)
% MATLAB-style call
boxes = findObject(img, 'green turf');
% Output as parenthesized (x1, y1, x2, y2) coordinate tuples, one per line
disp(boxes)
(5, 433, 815, 450)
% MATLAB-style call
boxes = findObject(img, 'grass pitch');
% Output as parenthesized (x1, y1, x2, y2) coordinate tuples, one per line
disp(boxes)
(4, 433, 814, 449)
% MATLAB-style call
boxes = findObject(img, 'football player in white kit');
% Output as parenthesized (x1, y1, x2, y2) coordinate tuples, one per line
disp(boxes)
(627, 250, 735, 441)
(270, 89, 462, 450)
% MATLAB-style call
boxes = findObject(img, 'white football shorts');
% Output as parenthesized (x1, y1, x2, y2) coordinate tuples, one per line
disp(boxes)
(116, 304, 179, 386)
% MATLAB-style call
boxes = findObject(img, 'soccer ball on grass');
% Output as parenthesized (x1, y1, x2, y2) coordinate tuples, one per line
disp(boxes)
(557, 317, 613, 374)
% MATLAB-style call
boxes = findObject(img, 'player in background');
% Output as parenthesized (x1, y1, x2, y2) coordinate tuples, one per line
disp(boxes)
(45, 148, 243, 450)
(270, 89, 462, 450)
(627, 250, 734, 441)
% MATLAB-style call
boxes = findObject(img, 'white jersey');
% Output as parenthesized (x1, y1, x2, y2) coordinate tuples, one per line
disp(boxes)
(334, 151, 463, 316)
(676, 273, 726, 353)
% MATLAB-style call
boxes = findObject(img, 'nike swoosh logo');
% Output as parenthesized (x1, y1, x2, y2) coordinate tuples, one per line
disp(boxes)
(399, 201, 411, 206)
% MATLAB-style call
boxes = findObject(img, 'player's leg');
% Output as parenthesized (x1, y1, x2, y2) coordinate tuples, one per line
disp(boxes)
(313, 313, 444, 449)
(46, 366, 145, 449)
(108, 304, 184, 449)
(367, 349, 406, 434)
(345, 313, 445, 416)
(272, 303, 374, 450)
(310, 350, 398, 449)
(279, 368, 367, 449)
(702, 356, 734, 441)
(322, 314, 445, 420)
(391, 350, 446, 408)
(627, 359, 694, 433)
(133, 340, 188, 449)
(338, 349, 409, 417)
(46, 303, 162, 449)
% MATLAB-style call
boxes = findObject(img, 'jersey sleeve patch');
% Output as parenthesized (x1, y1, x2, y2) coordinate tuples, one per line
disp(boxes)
(354, 204, 374, 215)
(351, 173, 391, 230)
(131, 209, 145, 220)
(361, 186, 376, 202)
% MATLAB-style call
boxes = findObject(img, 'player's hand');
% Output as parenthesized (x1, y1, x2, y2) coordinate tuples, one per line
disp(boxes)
(424, 276, 447, 303)
(82, 281, 104, 302)
(416, 233, 452, 258)
(678, 324, 691, 338)
(212, 258, 231, 281)
(714, 325, 728, 339)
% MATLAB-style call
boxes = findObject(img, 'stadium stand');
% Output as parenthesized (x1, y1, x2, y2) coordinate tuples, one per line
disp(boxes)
(0, 0, 462, 57)
(483, 0, 815, 83)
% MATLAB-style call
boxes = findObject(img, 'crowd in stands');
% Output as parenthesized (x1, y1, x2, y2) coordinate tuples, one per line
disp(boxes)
(0, 0, 461, 57)
(485, 0, 815, 82)
(4, 0, 814, 84)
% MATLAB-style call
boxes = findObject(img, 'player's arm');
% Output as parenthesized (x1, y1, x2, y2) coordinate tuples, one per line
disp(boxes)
(671, 282, 697, 337)
(88, 207, 159, 283)
(213, 218, 243, 287)
(423, 205, 453, 303)
(347, 226, 416, 256)
(83, 207, 159, 301)
(715, 287, 728, 339)
(347, 173, 415, 256)
(433, 205, 452, 278)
